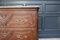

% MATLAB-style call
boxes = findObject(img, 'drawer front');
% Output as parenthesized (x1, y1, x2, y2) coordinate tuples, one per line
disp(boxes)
(7, 13, 34, 28)
(0, 30, 37, 40)
(0, 9, 37, 28)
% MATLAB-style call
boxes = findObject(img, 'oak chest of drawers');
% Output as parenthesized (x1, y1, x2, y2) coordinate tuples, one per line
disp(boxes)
(0, 6, 39, 40)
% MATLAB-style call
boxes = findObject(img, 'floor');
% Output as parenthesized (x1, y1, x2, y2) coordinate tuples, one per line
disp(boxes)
(39, 38, 60, 40)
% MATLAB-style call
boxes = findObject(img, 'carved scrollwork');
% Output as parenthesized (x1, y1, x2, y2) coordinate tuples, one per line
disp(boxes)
(0, 30, 10, 40)
(16, 16, 29, 25)
(0, 13, 13, 27)
(14, 31, 32, 40)
(16, 34, 28, 39)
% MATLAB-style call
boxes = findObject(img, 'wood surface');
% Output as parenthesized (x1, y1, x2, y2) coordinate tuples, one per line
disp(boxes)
(0, 7, 38, 40)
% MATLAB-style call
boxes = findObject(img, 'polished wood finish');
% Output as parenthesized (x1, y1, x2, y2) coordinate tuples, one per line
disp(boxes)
(0, 7, 38, 40)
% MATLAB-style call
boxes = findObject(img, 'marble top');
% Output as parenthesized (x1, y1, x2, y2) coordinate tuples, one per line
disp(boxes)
(0, 5, 40, 8)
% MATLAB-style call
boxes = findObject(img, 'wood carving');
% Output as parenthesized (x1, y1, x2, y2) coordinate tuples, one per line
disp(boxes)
(0, 30, 14, 40)
(7, 14, 33, 28)
(0, 13, 13, 27)
(0, 30, 33, 40)
(0, 8, 38, 40)
(9, 31, 32, 40)
(14, 31, 33, 40)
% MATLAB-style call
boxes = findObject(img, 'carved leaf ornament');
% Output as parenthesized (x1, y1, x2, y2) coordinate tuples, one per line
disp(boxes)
(0, 13, 13, 27)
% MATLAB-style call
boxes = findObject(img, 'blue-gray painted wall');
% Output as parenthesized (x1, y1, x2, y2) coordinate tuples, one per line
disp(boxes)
(0, 0, 60, 38)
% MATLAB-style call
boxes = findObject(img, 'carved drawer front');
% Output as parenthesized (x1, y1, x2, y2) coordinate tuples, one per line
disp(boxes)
(0, 30, 35, 40)
(0, 9, 37, 28)
(7, 13, 34, 28)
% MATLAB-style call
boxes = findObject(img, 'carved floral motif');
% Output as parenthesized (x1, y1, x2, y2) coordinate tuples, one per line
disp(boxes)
(16, 16, 28, 24)
(7, 14, 33, 27)
(14, 15, 33, 27)
(0, 13, 13, 27)
(0, 30, 11, 40)
(0, 30, 32, 40)
(16, 34, 28, 39)
(14, 31, 32, 40)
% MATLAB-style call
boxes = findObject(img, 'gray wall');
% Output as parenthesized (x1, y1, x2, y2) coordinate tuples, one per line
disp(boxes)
(0, 0, 60, 38)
